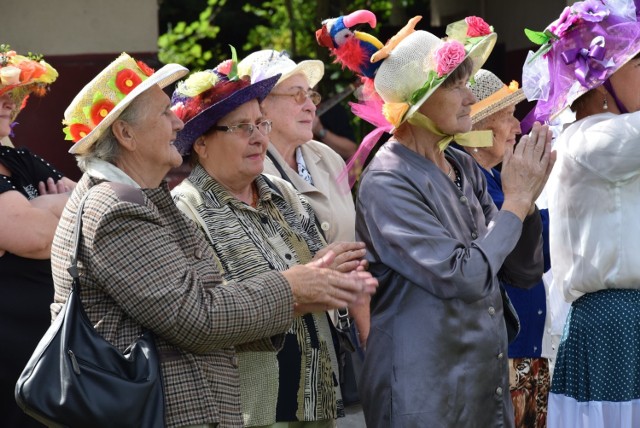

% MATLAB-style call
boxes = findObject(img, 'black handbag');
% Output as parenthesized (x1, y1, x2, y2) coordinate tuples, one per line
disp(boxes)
(332, 308, 363, 406)
(14, 192, 165, 428)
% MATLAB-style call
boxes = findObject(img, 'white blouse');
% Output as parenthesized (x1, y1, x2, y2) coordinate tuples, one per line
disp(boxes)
(548, 111, 640, 302)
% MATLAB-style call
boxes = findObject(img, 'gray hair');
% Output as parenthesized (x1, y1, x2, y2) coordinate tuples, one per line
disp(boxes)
(75, 97, 144, 172)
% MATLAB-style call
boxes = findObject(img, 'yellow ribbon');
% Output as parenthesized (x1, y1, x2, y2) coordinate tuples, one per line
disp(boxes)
(407, 112, 493, 152)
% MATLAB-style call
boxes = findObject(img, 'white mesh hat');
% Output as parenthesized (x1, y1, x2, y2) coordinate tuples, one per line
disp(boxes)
(374, 17, 497, 127)
(237, 49, 324, 88)
(469, 69, 525, 124)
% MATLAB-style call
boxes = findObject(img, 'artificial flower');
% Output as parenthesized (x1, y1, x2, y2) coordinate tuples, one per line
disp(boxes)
(465, 16, 492, 37)
(115, 68, 142, 95)
(435, 40, 466, 77)
(176, 71, 219, 97)
(137, 60, 155, 77)
(216, 59, 233, 76)
(0, 66, 21, 85)
(382, 102, 409, 128)
(90, 99, 115, 125)
(170, 101, 186, 121)
(67, 123, 93, 142)
(573, 0, 610, 22)
(548, 6, 580, 38)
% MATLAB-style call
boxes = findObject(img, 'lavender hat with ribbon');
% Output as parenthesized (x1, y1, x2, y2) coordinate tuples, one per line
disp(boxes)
(171, 53, 280, 155)
(522, 0, 640, 123)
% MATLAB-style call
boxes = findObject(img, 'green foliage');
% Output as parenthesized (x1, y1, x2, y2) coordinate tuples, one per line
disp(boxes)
(158, 0, 227, 69)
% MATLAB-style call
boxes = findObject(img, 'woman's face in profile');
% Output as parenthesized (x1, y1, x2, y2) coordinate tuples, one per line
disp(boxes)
(0, 93, 16, 138)
(419, 76, 477, 136)
(609, 56, 640, 114)
(476, 104, 521, 166)
(196, 99, 269, 187)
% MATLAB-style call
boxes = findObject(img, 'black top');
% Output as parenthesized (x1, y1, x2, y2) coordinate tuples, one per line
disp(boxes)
(0, 146, 64, 198)
(0, 145, 63, 427)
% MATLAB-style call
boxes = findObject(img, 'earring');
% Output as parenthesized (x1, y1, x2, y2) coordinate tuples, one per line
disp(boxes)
(473, 148, 479, 153)
(603, 97, 608, 110)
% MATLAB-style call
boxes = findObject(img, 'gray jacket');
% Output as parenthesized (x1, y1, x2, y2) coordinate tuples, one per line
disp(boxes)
(356, 142, 542, 428)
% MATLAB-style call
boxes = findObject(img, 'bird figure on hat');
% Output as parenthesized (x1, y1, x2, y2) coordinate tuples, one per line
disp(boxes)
(316, 9, 384, 78)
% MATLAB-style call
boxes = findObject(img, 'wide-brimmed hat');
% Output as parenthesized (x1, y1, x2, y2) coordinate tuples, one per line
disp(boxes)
(0, 45, 58, 121)
(522, 0, 640, 123)
(374, 16, 496, 128)
(237, 49, 324, 88)
(63, 53, 188, 155)
(469, 69, 525, 124)
(171, 58, 280, 155)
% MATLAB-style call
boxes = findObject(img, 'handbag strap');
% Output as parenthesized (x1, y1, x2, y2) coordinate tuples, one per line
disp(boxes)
(66, 192, 92, 284)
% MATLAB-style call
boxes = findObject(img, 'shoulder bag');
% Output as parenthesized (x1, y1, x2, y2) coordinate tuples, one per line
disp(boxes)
(15, 190, 165, 427)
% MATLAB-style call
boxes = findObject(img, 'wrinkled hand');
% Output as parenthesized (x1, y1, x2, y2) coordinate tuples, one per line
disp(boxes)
(501, 122, 556, 220)
(38, 177, 69, 195)
(313, 241, 368, 273)
(282, 250, 378, 316)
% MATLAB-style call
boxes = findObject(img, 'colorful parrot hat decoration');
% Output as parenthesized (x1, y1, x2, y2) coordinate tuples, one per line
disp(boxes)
(171, 50, 281, 155)
(0, 44, 58, 122)
(469, 69, 526, 125)
(237, 49, 324, 88)
(316, 10, 385, 78)
(374, 16, 496, 128)
(522, 0, 640, 123)
(63, 53, 188, 155)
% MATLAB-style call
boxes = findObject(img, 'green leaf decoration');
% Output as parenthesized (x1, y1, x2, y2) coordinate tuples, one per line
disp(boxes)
(409, 70, 444, 106)
(524, 28, 550, 45)
(228, 45, 239, 80)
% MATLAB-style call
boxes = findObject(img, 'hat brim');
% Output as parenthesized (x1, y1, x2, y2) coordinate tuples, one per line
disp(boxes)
(275, 60, 324, 88)
(405, 32, 497, 122)
(174, 74, 281, 155)
(68, 63, 189, 155)
(471, 88, 526, 124)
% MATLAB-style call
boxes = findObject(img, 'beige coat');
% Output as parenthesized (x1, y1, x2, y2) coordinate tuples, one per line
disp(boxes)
(263, 140, 355, 243)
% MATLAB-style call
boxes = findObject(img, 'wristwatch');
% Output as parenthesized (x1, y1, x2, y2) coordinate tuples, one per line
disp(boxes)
(316, 127, 327, 140)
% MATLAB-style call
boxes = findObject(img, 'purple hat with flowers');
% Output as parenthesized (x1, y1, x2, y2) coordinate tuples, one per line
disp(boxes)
(171, 50, 280, 155)
(522, 0, 640, 123)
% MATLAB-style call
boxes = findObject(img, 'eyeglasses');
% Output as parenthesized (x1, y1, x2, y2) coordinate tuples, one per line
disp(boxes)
(212, 120, 272, 138)
(270, 89, 322, 106)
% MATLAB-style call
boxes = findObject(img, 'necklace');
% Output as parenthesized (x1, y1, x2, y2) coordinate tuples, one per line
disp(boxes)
(445, 159, 454, 179)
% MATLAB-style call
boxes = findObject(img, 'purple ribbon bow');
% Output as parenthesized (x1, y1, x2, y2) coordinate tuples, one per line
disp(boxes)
(561, 35, 611, 87)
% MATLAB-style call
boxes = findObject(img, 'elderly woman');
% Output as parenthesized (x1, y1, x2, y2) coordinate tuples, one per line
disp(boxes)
(236, 51, 371, 373)
(170, 58, 375, 428)
(0, 47, 75, 427)
(522, 1, 640, 426)
(461, 69, 551, 427)
(351, 17, 555, 427)
(51, 53, 375, 428)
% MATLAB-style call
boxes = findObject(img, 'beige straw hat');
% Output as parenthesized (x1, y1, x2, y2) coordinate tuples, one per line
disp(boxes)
(469, 69, 525, 124)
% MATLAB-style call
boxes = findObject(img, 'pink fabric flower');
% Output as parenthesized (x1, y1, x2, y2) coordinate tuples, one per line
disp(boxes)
(548, 6, 579, 37)
(215, 60, 233, 76)
(465, 16, 491, 37)
(435, 40, 466, 77)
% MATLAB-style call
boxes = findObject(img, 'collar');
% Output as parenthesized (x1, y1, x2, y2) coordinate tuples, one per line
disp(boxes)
(85, 159, 140, 188)
(188, 164, 276, 209)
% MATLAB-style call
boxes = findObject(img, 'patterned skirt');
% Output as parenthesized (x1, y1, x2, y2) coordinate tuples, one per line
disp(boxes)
(509, 357, 550, 428)
(548, 289, 640, 427)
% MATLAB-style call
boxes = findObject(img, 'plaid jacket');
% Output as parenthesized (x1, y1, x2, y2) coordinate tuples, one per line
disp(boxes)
(50, 174, 294, 427)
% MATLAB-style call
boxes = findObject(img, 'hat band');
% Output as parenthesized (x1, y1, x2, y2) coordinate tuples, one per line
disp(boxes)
(470, 83, 520, 118)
